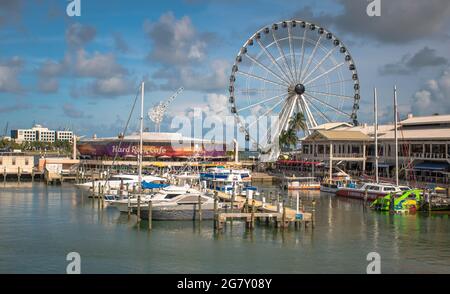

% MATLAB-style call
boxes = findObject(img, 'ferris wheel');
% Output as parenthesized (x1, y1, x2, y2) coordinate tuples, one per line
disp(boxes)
(229, 19, 360, 161)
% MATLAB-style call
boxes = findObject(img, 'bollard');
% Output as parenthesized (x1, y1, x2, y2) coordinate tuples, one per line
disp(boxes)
(198, 195, 202, 222)
(137, 195, 141, 224)
(148, 201, 152, 230)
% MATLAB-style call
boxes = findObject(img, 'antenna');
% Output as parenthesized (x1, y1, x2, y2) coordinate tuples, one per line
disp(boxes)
(148, 87, 184, 132)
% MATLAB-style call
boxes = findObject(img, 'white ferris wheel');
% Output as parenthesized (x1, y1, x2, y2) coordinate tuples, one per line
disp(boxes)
(229, 19, 361, 161)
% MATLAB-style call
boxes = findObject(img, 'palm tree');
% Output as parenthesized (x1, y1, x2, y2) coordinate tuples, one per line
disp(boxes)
(279, 128, 298, 151)
(289, 112, 307, 133)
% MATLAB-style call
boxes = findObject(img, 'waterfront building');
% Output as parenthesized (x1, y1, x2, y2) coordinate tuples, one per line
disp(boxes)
(77, 132, 228, 161)
(0, 153, 35, 175)
(10, 124, 73, 143)
(294, 114, 450, 185)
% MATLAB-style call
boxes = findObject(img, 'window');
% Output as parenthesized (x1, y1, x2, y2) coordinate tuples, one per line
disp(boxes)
(25, 159, 29, 166)
(12, 158, 16, 165)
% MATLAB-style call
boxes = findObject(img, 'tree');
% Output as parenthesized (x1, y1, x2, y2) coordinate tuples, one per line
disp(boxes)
(289, 112, 307, 133)
(279, 128, 298, 151)
(279, 112, 307, 151)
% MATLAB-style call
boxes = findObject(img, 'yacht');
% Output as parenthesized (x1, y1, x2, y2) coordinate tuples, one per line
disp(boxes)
(135, 188, 219, 220)
(336, 182, 410, 201)
(75, 174, 166, 193)
(200, 167, 251, 182)
(108, 185, 199, 213)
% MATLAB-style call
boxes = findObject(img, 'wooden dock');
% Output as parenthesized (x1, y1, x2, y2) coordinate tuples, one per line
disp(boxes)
(251, 172, 278, 183)
(211, 190, 313, 230)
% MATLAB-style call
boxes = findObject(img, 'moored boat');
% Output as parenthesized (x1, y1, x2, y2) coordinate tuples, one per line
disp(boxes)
(336, 182, 410, 201)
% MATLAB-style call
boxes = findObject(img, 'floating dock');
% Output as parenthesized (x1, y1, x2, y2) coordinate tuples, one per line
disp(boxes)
(211, 190, 313, 230)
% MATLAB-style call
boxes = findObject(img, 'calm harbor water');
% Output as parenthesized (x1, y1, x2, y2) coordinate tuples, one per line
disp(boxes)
(0, 183, 449, 274)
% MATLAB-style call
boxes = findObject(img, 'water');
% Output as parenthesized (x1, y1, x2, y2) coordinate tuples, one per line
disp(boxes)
(0, 183, 449, 274)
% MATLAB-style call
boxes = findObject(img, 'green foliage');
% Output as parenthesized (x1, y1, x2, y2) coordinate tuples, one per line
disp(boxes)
(278, 112, 307, 151)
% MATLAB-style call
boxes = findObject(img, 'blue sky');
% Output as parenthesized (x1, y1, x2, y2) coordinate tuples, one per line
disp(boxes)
(1, 0, 450, 140)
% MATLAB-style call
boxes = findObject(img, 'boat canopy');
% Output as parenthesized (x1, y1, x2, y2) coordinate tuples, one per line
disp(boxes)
(141, 181, 169, 189)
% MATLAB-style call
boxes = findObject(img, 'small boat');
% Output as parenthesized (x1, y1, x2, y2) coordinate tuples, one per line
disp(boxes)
(320, 179, 345, 193)
(336, 182, 410, 201)
(207, 173, 260, 196)
(200, 167, 251, 182)
(371, 189, 423, 213)
(282, 176, 320, 190)
(136, 189, 218, 220)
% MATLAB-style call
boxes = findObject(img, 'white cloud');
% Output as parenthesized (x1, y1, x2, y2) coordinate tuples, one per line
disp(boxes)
(0, 56, 23, 93)
(412, 68, 450, 115)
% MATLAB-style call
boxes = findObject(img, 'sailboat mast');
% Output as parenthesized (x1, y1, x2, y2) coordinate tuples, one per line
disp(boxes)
(374, 87, 379, 184)
(394, 85, 399, 186)
(138, 81, 145, 193)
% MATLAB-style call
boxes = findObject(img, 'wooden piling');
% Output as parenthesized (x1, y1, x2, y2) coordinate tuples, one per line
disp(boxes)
(312, 199, 316, 229)
(198, 195, 202, 222)
(137, 195, 141, 224)
(97, 182, 101, 207)
(213, 193, 218, 230)
(17, 167, 21, 184)
(250, 199, 256, 229)
(282, 202, 286, 229)
(127, 193, 131, 220)
(148, 201, 152, 230)
(101, 185, 104, 209)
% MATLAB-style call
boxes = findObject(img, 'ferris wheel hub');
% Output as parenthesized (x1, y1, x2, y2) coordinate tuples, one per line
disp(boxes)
(294, 84, 306, 95)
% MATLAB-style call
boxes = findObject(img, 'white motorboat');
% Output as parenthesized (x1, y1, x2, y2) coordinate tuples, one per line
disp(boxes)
(137, 188, 218, 220)
(75, 174, 166, 193)
(108, 185, 199, 213)
(336, 182, 410, 201)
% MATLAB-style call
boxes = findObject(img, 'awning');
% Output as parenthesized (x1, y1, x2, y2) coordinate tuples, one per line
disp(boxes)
(413, 162, 450, 171)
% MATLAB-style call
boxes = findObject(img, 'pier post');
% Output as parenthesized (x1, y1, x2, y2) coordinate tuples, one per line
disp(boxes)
(101, 185, 104, 209)
(148, 201, 152, 230)
(214, 192, 218, 230)
(137, 195, 141, 224)
(127, 193, 131, 220)
(198, 195, 202, 222)
(282, 202, 286, 229)
(312, 199, 316, 229)
(92, 180, 95, 194)
(251, 199, 256, 229)
(17, 167, 21, 184)
(31, 169, 35, 183)
(3, 167, 6, 184)
(97, 183, 101, 207)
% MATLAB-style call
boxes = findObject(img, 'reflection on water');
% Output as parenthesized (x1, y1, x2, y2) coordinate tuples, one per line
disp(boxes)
(0, 183, 449, 273)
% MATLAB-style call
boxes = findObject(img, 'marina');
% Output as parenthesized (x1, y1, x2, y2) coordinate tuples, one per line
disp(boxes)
(1, 1, 450, 278)
(1, 182, 449, 274)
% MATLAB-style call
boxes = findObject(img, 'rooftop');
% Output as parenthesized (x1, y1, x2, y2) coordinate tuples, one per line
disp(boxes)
(81, 132, 224, 144)
(305, 130, 371, 141)
(400, 114, 450, 126)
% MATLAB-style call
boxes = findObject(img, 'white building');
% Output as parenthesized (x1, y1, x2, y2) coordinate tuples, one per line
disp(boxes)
(11, 125, 73, 143)
(295, 114, 450, 185)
